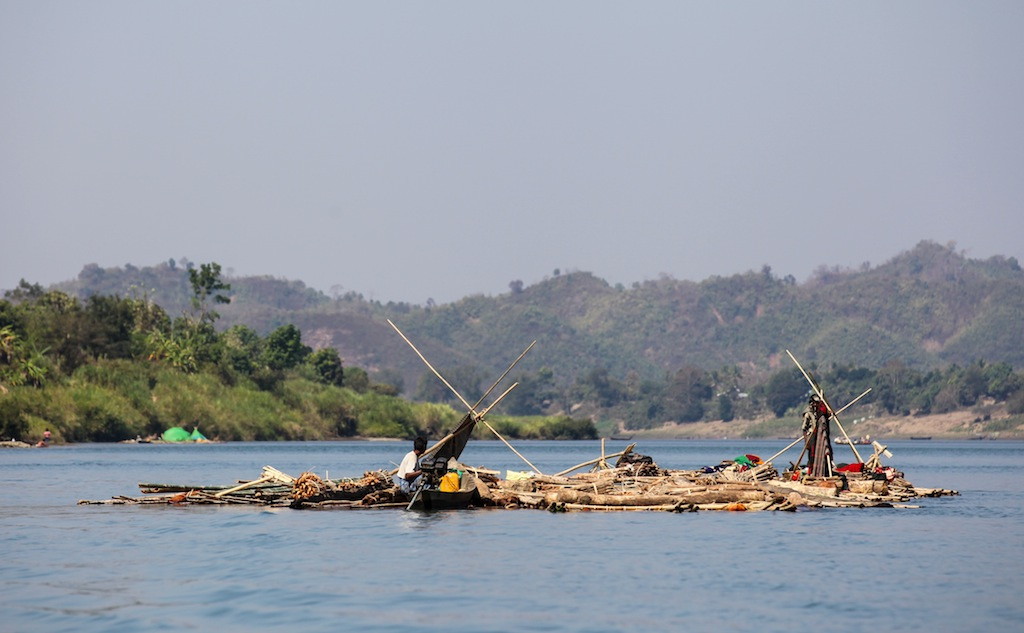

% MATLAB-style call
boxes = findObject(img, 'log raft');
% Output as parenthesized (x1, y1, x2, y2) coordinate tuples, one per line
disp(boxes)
(78, 453, 958, 512)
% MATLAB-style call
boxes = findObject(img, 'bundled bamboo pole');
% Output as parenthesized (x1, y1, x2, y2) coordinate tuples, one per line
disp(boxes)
(555, 444, 636, 477)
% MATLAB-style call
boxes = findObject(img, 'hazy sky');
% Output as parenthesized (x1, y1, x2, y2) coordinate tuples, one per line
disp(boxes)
(3, 2, 1022, 304)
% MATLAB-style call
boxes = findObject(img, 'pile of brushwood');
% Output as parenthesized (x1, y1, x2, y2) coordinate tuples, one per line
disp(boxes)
(79, 446, 958, 512)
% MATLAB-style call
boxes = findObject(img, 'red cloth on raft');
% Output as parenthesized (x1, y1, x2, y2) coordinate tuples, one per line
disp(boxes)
(835, 462, 864, 473)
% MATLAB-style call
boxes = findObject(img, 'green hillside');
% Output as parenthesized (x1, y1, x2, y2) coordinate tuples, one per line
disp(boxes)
(4, 240, 1017, 438)
(41, 241, 1023, 392)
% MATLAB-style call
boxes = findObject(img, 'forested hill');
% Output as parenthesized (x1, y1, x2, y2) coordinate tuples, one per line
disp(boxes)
(48, 241, 1024, 391)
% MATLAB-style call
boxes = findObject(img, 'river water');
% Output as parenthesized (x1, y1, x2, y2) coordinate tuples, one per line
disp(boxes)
(2, 439, 1022, 632)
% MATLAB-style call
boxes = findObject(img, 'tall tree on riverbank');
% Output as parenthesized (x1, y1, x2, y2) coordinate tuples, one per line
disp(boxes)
(187, 262, 232, 326)
(144, 262, 232, 373)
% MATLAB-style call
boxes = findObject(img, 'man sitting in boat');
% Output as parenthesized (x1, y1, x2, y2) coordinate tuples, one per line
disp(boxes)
(395, 436, 427, 494)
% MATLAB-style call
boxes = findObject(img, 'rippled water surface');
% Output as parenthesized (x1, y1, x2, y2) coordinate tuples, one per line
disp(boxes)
(2, 439, 1022, 632)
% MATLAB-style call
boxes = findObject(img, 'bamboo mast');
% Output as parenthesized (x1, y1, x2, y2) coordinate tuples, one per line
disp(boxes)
(786, 349, 865, 463)
(765, 436, 804, 466)
(480, 419, 544, 474)
(765, 388, 873, 467)
(473, 341, 536, 411)
(480, 383, 518, 418)
(388, 319, 475, 413)
(388, 319, 541, 473)
(419, 383, 517, 462)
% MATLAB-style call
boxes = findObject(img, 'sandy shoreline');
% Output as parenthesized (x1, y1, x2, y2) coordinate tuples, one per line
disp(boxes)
(625, 407, 1024, 441)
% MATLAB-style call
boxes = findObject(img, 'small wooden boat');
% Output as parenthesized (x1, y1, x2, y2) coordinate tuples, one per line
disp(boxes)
(407, 413, 482, 511)
(409, 469, 480, 511)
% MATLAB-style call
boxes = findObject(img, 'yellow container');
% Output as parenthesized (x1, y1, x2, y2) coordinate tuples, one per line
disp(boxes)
(439, 471, 460, 492)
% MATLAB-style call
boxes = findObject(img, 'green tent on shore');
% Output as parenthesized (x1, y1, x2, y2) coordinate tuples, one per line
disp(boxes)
(161, 426, 191, 442)
(190, 427, 207, 441)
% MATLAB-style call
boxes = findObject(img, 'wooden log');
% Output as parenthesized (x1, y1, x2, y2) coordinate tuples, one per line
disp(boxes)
(314, 500, 359, 508)
(474, 478, 494, 504)
(847, 479, 888, 495)
(543, 489, 767, 507)
(675, 490, 770, 504)
(557, 503, 680, 512)
(764, 480, 840, 498)
(549, 500, 774, 512)
(187, 491, 241, 504)
(644, 486, 709, 495)
(214, 475, 275, 498)
(529, 474, 574, 486)
(572, 480, 615, 494)
(910, 487, 959, 497)
(138, 483, 226, 493)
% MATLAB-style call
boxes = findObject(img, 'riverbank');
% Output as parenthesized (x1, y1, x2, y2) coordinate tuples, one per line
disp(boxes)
(626, 406, 1024, 440)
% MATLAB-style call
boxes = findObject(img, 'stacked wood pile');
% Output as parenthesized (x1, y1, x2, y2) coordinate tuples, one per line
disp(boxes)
(492, 467, 795, 512)
(78, 453, 958, 512)
(79, 466, 396, 508)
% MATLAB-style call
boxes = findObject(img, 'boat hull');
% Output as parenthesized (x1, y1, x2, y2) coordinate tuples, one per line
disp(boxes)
(412, 488, 477, 511)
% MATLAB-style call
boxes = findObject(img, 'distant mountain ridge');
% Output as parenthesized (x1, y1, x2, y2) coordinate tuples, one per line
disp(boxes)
(50, 241, 1024, 391)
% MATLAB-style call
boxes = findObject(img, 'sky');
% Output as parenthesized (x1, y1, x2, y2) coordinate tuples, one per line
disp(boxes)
(2, 2, 1022, 304)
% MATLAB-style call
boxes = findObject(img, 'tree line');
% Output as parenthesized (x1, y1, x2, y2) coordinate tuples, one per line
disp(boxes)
(0, 263, 596, 443)
(5, 259, 1023, 443)
(409, 354, 1024, 431)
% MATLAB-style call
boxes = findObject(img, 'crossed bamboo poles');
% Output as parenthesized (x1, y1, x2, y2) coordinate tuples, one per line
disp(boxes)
(387, 319, 543, 474)
(389, 322, 874, 478)
(784, 349, 872, 471)
(763, 385, 872, 467)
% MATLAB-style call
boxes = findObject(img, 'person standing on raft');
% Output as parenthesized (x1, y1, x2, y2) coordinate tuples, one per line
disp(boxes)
(801, 395, 833, 476)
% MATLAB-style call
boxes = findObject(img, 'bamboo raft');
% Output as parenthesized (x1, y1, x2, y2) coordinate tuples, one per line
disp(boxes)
(77, 447, 958, 512)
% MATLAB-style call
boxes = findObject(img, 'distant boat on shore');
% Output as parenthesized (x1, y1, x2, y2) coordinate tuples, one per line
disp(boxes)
(910, 436, 933, 440)
(835, 435, 872, 445)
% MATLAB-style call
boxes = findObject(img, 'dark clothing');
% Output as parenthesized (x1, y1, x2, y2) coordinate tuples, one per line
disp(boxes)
(802, 400, 833, 477)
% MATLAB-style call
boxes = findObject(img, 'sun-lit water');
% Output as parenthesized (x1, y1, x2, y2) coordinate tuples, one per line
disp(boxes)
(2, 439, 1023, 632)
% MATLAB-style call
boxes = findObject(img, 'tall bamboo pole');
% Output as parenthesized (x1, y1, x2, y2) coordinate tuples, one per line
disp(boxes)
(473, 341, 536, 411)
(480, 383, 518, 417)
(420, 381, 518, 461)
(835, 388, 873, 417)
(765, 388, 872, 466)
(388, 319, 475, 413)
(765, 436, 804, 466)
(554, 444, 637, 477)
(475, 381, 544, 471)
(480, 419, 544, 474)
(388, 319, 541, 473)
(786, 349, 865, 463)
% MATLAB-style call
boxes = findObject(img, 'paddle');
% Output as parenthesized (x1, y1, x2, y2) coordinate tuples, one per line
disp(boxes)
(406, 477, 426, 511)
